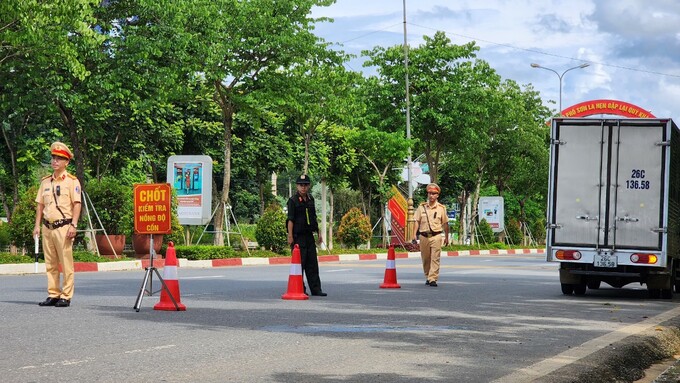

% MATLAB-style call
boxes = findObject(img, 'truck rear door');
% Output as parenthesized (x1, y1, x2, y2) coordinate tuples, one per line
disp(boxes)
(549, 119, 666, 251)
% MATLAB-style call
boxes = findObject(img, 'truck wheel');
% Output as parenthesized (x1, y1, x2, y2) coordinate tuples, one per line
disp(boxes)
(587, 280, 601, 290)
(561, 283, 574, 295)
(573, 284, 587, 295)
(648, 288, 661, 299)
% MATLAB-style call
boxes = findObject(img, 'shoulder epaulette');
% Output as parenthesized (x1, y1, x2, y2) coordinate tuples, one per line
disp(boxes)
(41, 175, 51, 181)
(67, 174, 78, 180)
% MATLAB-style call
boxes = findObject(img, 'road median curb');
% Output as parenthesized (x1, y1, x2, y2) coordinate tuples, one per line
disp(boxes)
(0, 248, 545, 275)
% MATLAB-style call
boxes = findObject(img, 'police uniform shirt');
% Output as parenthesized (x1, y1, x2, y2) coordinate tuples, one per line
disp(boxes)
(287, 193, 318, 236)
(415, 201, 448, 233)
(35, 172, 82, 222)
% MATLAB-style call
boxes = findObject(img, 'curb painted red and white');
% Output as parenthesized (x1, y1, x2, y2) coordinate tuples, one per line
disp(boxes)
(0, 248, 545, 275)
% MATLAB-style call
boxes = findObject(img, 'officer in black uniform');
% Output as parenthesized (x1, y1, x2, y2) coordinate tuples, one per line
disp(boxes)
(286, 174, 327, 297)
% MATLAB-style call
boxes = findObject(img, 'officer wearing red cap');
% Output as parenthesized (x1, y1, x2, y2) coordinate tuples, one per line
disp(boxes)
(286, 174, 326, 296)
(33, 142, 82, 307)
(413, 183, 449, 287)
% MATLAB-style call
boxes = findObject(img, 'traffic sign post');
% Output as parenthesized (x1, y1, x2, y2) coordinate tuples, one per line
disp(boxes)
(132, 183, 178, 311)
(134, 183, 172, 235)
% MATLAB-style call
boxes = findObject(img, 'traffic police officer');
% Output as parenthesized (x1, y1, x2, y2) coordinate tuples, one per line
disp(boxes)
(33, 142, 82, 307)
(413, 183, 449, 287)
(286, 174, 326, 296)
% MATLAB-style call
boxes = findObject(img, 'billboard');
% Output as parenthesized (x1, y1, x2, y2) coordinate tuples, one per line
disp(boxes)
(166, 155, 212, 225)
(478, 196, 504, 233)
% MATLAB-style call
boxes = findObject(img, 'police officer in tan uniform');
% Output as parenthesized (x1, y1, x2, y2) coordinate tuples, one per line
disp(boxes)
(33, 142, 82, 307)
(413, 183, 449, 287)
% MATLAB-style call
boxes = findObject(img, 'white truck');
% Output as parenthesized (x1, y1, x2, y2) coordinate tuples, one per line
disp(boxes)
(546, 118, 680, 298)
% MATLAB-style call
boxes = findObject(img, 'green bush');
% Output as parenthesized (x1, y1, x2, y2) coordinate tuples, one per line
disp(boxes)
(163, 191, 184, 247)
(0, 220, 11, 249)
(505, 218, 523, 245)
(8, 185, 39, 250)
(477, 219, 496, 245)
(337, 207, 371, 249)
(73, 250, 120, 262)
(85, 177, 133, 236)
(0, 250, 119, 264)
(0, 254, 33, 264)
(238, 223, 257, 240)
(255, 203, 287, 254)
(531, 217, 547, 244)
(175, 245, 235, 260)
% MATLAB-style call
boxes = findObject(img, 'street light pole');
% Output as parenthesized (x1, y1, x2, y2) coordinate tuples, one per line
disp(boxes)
(403, 0, 415, 242)
(530, 63, 589, 115)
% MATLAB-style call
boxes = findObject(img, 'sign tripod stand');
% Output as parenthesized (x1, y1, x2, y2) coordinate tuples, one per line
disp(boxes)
(196, 203, 251, 256)
(131, 183, 180, 312)
(81, 190, 116, 257)
(133, 235, 179, 312)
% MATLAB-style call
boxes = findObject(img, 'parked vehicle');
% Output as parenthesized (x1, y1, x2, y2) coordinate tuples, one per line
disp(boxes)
(546, 118, 680, 298)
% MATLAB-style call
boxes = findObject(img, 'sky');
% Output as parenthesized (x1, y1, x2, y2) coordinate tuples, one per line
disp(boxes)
(311, 0, 680, 121)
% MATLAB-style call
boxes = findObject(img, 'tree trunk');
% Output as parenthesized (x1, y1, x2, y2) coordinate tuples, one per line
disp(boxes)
(258, 180, 265, 216)
(328, 189, 334, 250)
(0, 113, 22, 221)
(470, 169, 484, 246)
(55, 100, 85, 183)
(303, 133, 311, 175)
(321, 178, 327, 250)
(214, 81, 235, 246)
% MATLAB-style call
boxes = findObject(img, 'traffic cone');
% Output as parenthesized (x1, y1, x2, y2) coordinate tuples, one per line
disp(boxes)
(282, 244, 309, 300)
(154, 242, 187, 311)
(380, 245, 401, 288)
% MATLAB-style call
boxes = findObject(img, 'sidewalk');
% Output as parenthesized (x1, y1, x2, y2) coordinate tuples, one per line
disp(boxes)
(0, 248, 545, 275)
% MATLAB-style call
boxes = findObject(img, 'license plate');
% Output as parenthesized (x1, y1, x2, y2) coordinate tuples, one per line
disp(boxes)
(594, 254, 617, 268)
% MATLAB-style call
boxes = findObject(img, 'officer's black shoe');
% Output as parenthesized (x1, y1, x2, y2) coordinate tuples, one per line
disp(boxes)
(311, 291, 327, 297)
(38, 297, 59, 306)
(425, 280, 430, 285)
(55, 298, 71, 307)
(429, 281, 438, 287)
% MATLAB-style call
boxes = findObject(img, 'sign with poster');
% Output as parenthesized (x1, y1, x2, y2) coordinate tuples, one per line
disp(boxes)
(133, 183, 172, 234)
(478, 196, 504, 233)
(166, 155, 212, 225)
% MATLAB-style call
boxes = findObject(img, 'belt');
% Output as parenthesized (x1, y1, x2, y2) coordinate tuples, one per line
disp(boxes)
(42, 218, 72, 230)
(420, 231, 442, 238)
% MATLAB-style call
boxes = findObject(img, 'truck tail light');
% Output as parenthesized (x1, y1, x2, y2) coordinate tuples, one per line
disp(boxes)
(556, 250, 582, 260)
(630, 254, 658, 264)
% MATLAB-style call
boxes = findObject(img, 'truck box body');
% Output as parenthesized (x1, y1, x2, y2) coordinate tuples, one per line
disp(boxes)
(546, 118, 680, 297)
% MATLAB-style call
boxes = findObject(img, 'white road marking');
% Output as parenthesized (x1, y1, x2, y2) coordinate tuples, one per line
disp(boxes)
(17, 345, 176, 371)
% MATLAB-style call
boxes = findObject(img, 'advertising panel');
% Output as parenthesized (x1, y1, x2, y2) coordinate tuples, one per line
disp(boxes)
(166, 155, 213, 225)
(478, 196, 504, 233)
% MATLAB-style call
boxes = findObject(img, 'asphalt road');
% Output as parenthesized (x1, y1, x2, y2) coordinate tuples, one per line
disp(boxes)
(1, 254, 678, 382)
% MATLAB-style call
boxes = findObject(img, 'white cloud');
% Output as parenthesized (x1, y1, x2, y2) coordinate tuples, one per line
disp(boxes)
(313, 0, 680, 120)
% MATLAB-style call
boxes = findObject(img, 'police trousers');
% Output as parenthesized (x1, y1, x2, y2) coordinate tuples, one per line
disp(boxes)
(294, 233, 322, 293)
(42, 224, 75, 299)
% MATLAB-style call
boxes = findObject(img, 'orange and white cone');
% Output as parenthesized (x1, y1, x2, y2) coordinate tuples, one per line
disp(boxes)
(154, 242, 187, 311)
(282, 244, 309, 300)
(380, 245, 401, 288)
